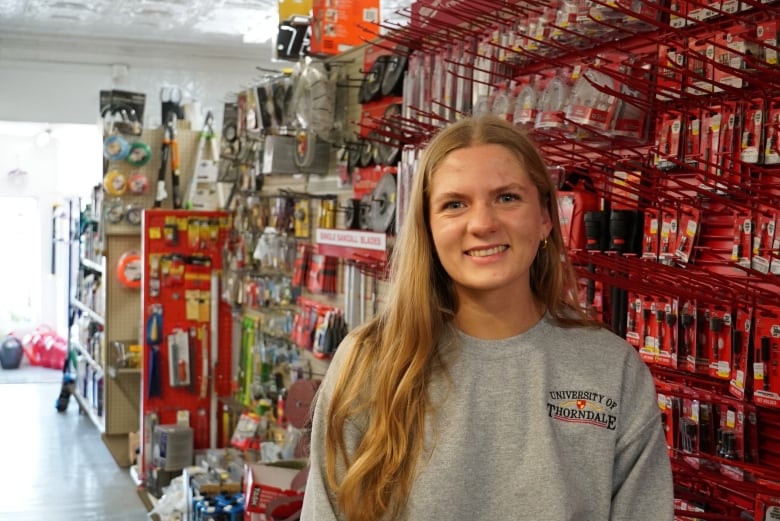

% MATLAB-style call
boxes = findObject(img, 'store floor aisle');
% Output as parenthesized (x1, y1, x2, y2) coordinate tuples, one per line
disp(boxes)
(0, 381, 149, 520)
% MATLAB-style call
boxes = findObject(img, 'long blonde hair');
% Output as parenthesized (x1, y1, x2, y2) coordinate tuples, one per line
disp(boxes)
(324, 115, 591, 521)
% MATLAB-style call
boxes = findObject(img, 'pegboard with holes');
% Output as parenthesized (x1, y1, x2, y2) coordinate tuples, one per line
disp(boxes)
(94, 126, 208, 466)
(102, 125, 202, 231)
(137, 209, 233, 480)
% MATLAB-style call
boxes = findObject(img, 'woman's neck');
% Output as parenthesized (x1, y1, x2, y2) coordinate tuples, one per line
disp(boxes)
(453, 293, 545, 340)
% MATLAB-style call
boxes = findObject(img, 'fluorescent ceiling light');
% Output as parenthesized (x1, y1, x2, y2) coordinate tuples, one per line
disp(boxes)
(242, 14, 278, 44)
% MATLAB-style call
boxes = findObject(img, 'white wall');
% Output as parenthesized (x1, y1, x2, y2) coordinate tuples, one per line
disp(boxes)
(0, 32, 277, 128)
(0, 32, 279, 337)
(0, 126, 102, 337)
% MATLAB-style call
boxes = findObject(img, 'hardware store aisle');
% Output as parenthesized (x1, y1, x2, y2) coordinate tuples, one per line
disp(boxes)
(0, 379, 149, 520)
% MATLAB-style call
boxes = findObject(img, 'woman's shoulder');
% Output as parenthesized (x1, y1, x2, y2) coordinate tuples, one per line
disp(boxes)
(541, 317, 637, 359)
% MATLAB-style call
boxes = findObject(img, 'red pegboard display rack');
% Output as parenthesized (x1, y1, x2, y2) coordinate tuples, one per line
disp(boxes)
(138, 209, 233, 480)
(361, 0, 780, 518)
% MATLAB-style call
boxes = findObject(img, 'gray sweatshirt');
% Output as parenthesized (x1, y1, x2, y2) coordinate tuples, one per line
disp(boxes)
(301, 315, 674, 521)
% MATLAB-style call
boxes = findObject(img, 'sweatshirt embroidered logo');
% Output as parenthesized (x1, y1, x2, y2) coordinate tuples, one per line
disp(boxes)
(547, 390, 618, 430)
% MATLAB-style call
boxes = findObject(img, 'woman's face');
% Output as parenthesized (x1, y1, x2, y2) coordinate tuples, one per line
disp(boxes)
(428, 143, 552, 302)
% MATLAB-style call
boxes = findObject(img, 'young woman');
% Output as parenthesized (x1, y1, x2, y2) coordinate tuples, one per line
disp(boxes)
(300, 115, 673, 521)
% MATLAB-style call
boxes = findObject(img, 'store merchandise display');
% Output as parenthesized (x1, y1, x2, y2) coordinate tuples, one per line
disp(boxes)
(59, 1, 780, 519)
(331, 0, 780, 518)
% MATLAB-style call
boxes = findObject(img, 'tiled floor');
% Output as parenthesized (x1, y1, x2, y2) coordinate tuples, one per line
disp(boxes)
(0, 369, 149, 520)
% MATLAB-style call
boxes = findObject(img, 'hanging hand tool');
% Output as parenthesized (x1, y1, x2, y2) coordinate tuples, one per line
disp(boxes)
(170, 119, 182, 209)
(680, 311, 693, 358)
(584, 210, 606, 313)
(156, 86, 183, 208)
(641, 307, 652, 349)
(710, 316, 724, 361)
(154, 116, 173, 208)
(655, 310, 665, 352)
(145, 305, 164, 398)
(185, 111, 221, 210)
(665, 311, 677, 355)
(760, 336, 771, 391)
(732, 329, 742, 375)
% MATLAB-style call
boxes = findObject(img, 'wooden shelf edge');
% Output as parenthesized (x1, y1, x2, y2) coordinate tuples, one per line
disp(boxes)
(80, 257, 104, 273)
(72, 390, 105, 432)
(101, 432, 132, 468)
(107, 366, 142, 379)
(72, 340, 103, 374)
(70, 298, 105, 325)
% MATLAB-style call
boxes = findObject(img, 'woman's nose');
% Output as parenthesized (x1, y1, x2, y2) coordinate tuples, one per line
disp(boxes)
(467, 203, 499, 234)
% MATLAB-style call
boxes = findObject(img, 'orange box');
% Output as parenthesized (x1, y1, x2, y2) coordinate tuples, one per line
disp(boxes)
(278, 0, 313, 21)
(310, 0, 380, 56)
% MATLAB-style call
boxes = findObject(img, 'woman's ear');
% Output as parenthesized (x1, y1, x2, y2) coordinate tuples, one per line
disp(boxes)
(541, 206, 554, 239)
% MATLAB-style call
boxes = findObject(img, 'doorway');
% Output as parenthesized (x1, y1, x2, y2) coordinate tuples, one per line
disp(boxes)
(0, 196, 41, 334)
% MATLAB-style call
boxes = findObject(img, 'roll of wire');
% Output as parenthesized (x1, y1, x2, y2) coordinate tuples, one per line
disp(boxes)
(127, 142, 152, 167)
(103, 170, 127, 196)
(103, 134, 131, 161)
(116, 250, 142, 289)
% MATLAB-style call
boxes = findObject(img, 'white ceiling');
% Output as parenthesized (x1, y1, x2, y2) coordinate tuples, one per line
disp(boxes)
(0, 0, 411, 47)
(0, 1, 413, 136)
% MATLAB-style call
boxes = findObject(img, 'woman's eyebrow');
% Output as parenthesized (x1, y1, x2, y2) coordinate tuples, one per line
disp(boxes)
(430, 190, 466, 202)
(490, 182, 529, 194)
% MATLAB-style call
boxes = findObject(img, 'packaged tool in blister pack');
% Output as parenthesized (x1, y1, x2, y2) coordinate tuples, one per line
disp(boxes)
(683, 303, 710, 375)
(625, 292, 642, 349)
(642, 208, 660, 261)
(764, 98, 780, 166)
(659, 206, 679, 265)
(752, 205, 777, 275)
(686, 35, 716, 96)
(731, 209, 753, 270)
(674, 206, 700, 265)
(741, 98, 764, 165)
(534, 69, 573, 132)
(753, 306, 780, 409)
(656, 379, 681, 457)
(653, 111, 682, 171)
(100, 89, 146, 137)
(636, 295, 658, 359)
(683, 109, 703, 169)
(729, 307, 752, 401)
(635, 295, 681, 369)
(699, 107, 722, 181)
(715, 399, 759, 481)
(755, 494, 780, 521)
(706, 306, 733, 381)
(713, 27, 760, 91)
(716, 101, 740, 186)
(565, 65, 620, 134)
(556, 171, 601, 251)
(679, 393, 717, 469)
(512, 75, 541, 128)
(656, 44, 684, 101)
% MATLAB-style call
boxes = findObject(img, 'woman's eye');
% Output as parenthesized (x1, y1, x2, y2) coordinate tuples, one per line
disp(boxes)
(499, 193, 520, 203)
(443, 201, 464, 210)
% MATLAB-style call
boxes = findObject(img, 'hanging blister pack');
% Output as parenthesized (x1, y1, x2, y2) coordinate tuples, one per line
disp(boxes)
(168, 328, 191, 388)
(186, 113, 221, 210)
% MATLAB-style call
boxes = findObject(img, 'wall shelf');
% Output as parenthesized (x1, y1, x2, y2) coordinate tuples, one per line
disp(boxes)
(71, 339, 103, 375)
(107, 366, 142, 379)
(72, 385, 105, 433)
(66, 190, 142, 465)
(80, 257, 104, 274)
(70, 298, 104, 326)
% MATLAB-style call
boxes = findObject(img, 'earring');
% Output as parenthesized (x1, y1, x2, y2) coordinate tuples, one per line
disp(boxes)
(540, 237, 549, 249)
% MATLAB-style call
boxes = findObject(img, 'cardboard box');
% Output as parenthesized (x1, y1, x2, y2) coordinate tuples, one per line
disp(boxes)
(244, 461, 307, 515)
(152, 424, 193, 471)
(309, 0, 380, 56)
